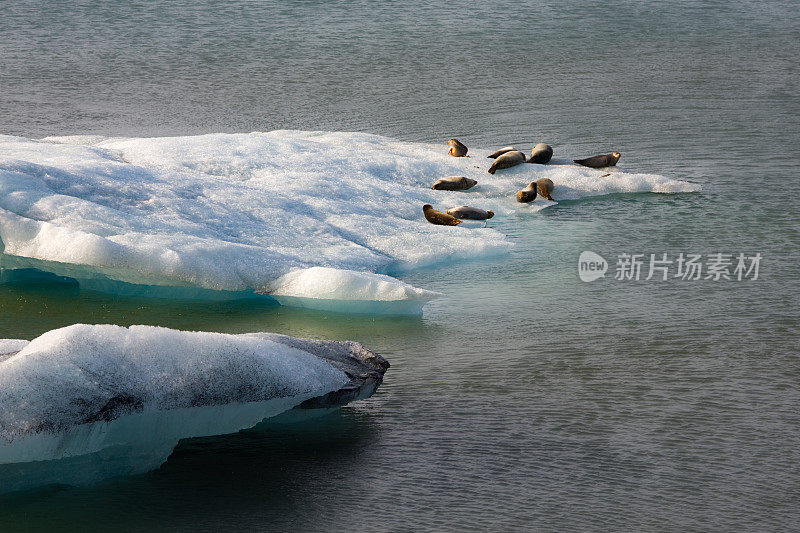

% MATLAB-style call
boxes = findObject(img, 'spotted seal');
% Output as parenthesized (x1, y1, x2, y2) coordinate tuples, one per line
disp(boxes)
(423, 204, 462, 226)
(431, 176, 477, 191)
(574, 152, 620, 168)
(445, 205, 494, 220)
(515, 182, 537, 203)
(447, 138, 469, 157)
(535, 178, 554, 200)
(528, 143, 553, 164)
(488, 150, 526, 174)
(515, 178, 555, 202)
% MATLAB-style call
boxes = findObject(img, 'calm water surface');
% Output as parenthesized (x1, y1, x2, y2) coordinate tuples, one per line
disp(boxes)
(1, 0, 798, 531)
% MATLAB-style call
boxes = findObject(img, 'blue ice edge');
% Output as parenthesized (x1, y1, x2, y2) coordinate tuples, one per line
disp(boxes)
(0, 253, 435, 315)
(0, 252, 270, 301)
(0, 326, 389, 494)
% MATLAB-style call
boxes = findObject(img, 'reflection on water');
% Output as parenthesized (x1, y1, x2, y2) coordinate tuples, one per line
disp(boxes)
(0, 410, 380, 531)
(0, 281, 437, 344)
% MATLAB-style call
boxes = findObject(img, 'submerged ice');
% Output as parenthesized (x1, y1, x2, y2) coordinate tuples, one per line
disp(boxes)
(0, 324, 388, 491)
(0, 131, 700, 311)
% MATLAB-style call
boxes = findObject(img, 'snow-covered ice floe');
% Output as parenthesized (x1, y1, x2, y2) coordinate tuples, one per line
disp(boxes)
(0, 324, 389, 493)
(0, 131, 700, 313)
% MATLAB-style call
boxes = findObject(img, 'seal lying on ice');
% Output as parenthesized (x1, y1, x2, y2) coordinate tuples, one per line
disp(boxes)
(445, 205, 494, 220)
(431, 176, 477, 191)
(423, 204, 462, 226)
(574, 152, 620, 168)
(488, 150, 526, 174)
(528, 143, 553, 164)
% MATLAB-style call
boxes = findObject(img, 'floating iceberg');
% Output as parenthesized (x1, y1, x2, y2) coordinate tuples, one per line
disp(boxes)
(0, 131, 700, 312)
(0, 324, 389, 492)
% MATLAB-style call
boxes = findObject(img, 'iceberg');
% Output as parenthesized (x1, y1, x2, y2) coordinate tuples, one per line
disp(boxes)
(0, 324, 389, 493)
(0, 131, 700, 312)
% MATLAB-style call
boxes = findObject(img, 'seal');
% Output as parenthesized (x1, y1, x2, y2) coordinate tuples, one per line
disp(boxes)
(423, 204, 462, 226)
(447, 138, 469, 157)
(445, 205, 494, 220)
(515, 182, 537, 203)
(488, 150, 526, 174)
(515, 179, 554, 202)
(487, 146, 516, 159)
(535, 178, 554, 200)
(574, 152, 620, 168)
(431, 176, 477, 191)
(528, 143, 553, 164)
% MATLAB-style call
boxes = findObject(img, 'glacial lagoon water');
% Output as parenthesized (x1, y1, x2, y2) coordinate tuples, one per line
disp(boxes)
(1, 0, 799, 531)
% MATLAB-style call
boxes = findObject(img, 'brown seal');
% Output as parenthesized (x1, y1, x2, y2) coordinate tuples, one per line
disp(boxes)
(447, 139, 469, 157)
(515, 182, 537, 203)
(445, 205, 495, 220)
(423, 204, 462, 226)
(573, 152, 620, 168)
(431, 176, 477, 191)
(487, 146, 516, 159)
(488, 150, 526, 174)
(516, 178, 555, 202)
(528, 143, 553, 164)
(535, 178, 554, 200)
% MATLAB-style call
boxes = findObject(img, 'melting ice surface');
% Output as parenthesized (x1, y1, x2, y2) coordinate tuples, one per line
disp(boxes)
(0, 324, 388, 492)
(0, 131, 700, 313)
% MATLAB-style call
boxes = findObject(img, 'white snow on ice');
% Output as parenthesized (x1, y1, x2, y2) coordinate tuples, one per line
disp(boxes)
(0, 131, 700, 311)
(0, 339, 29, 355)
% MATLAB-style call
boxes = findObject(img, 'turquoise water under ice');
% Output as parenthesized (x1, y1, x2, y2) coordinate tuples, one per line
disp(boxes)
(1, 0, 799, 530)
